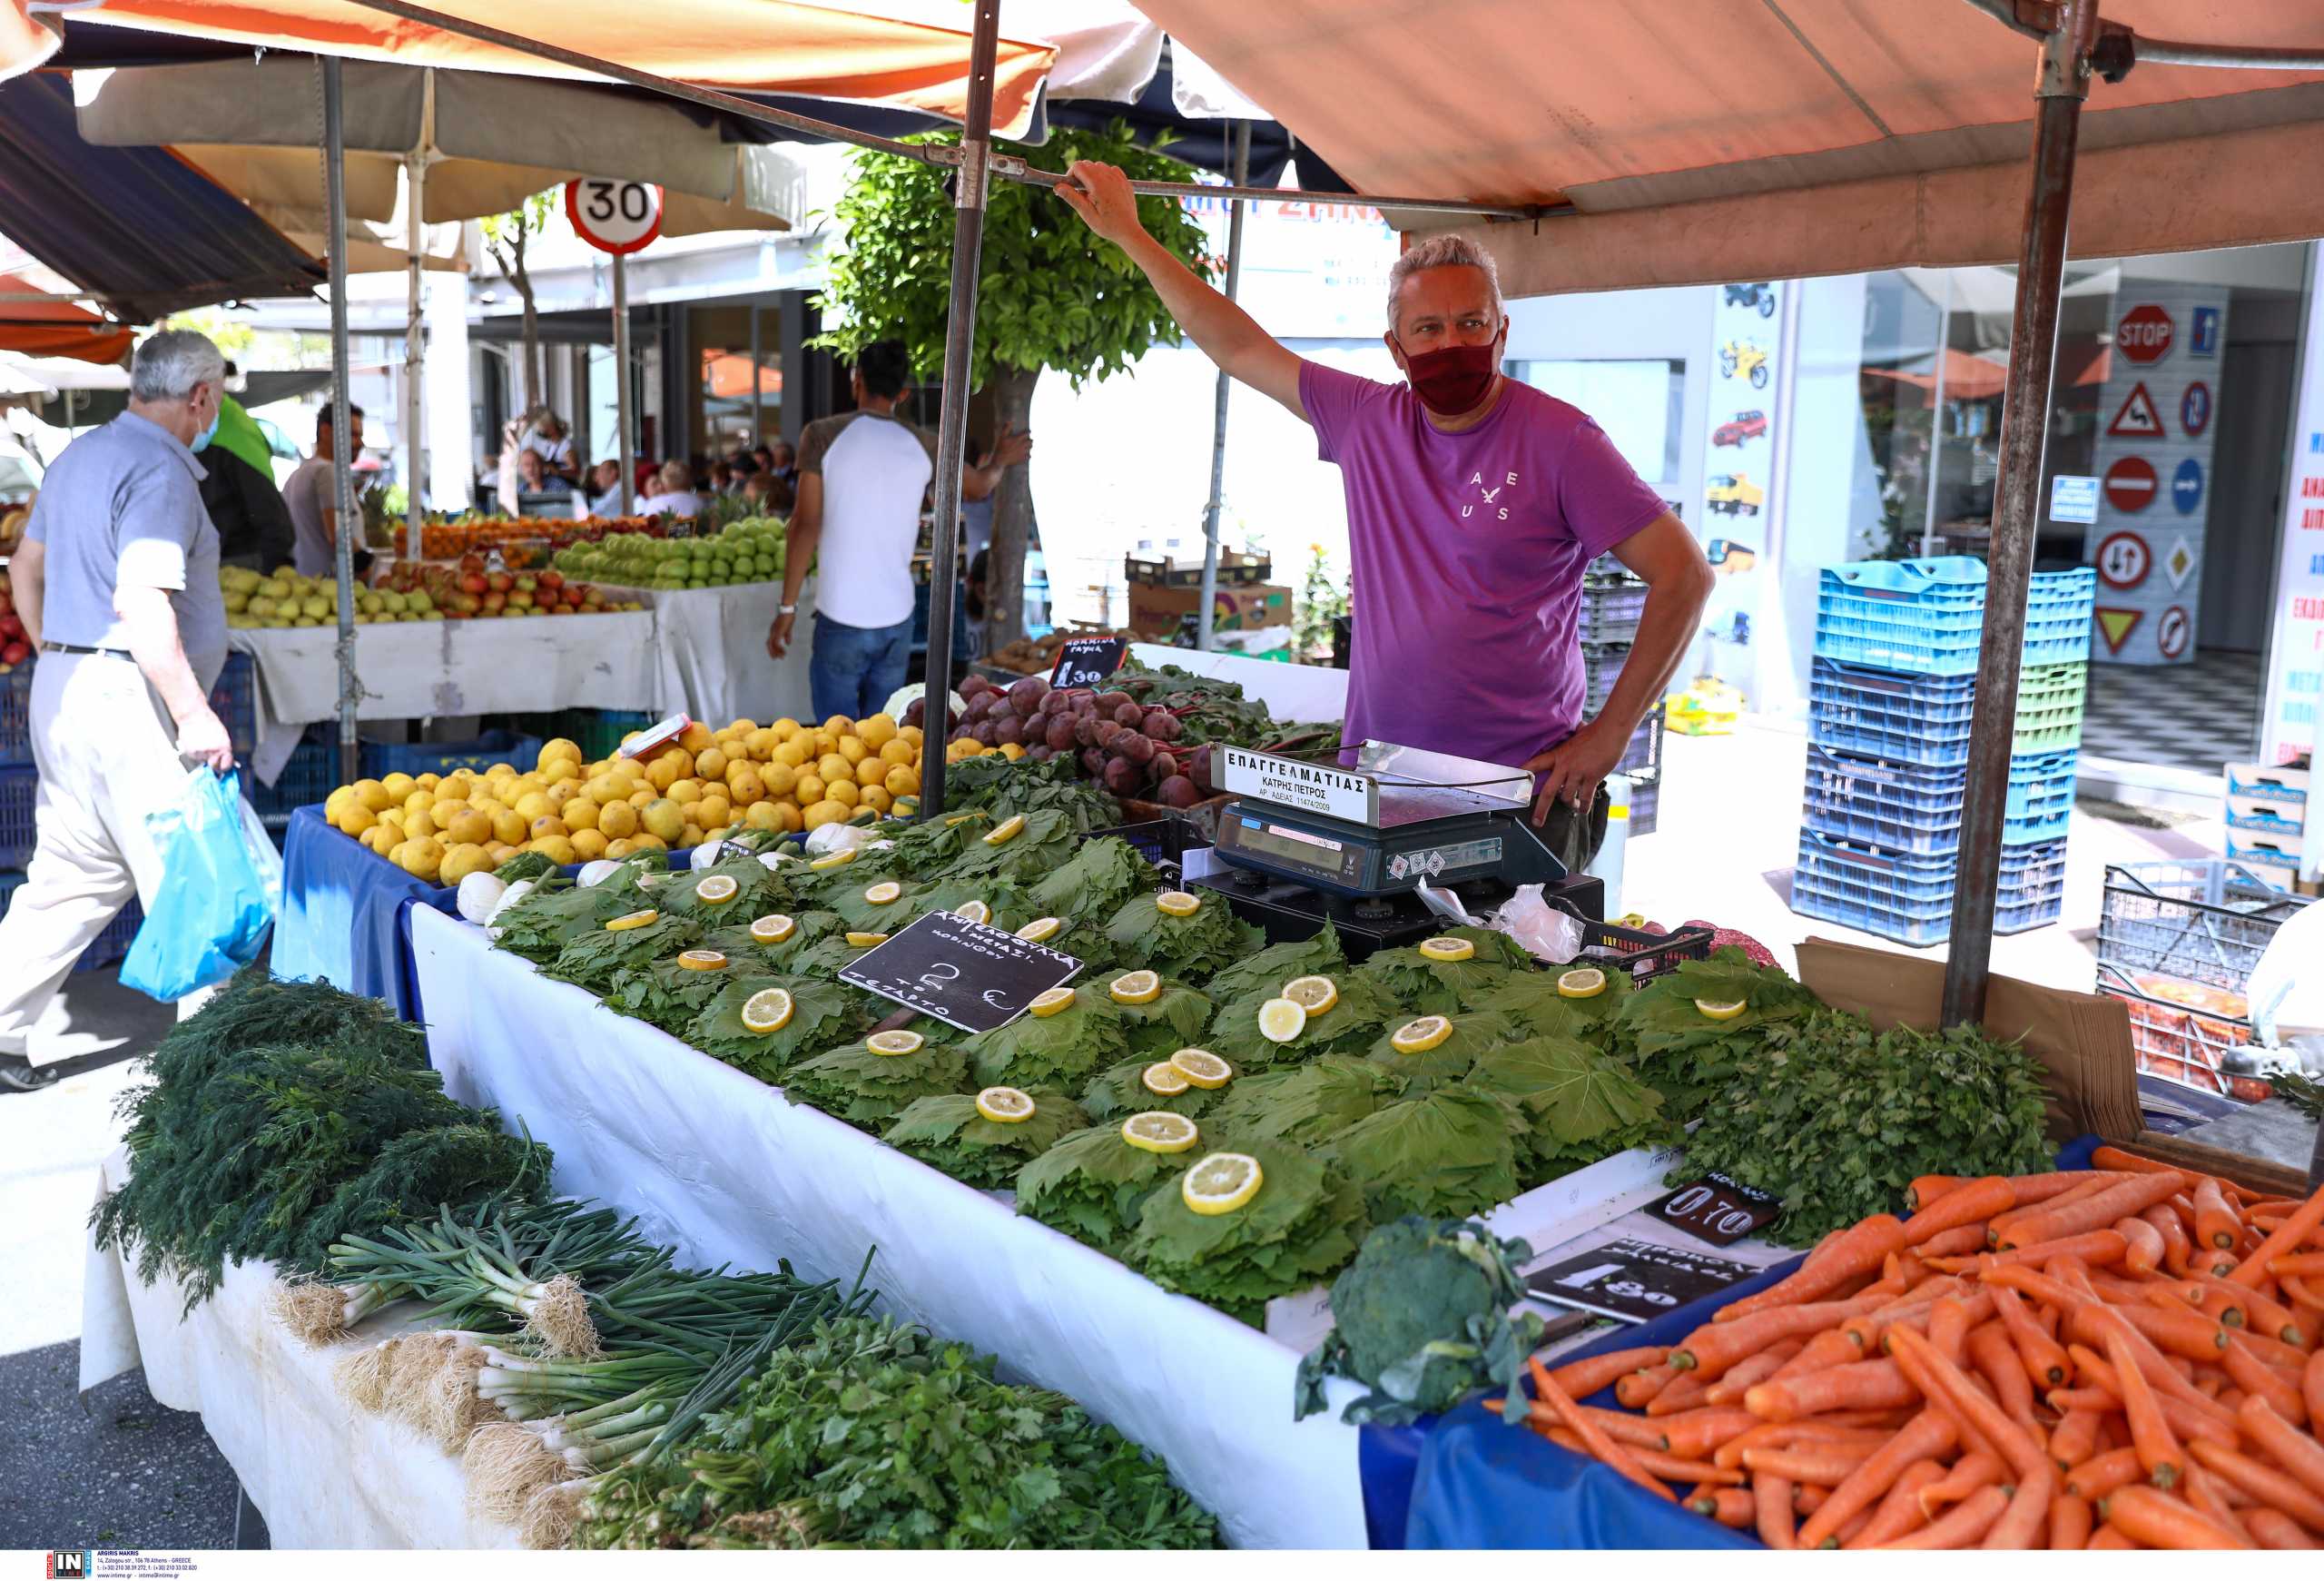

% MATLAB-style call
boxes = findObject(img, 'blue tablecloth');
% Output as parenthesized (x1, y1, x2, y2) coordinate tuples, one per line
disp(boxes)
(1375, 1135, 2105, 1547)
(271, 805, 456, 1019)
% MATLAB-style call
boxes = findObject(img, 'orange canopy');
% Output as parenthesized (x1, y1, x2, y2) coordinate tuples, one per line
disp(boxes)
(0, 0, 1056, 137)
(0, 272, 133, 364)
(1134, 0, 2324, 293)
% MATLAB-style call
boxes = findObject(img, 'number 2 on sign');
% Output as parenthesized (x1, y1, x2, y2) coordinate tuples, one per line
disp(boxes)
(917, 962, 960, 993)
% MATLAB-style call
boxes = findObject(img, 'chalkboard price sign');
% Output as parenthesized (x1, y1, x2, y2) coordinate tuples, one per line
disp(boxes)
(1524, 1238, 1761, 1324)
(840, 909, 1084, 1034)
(1648, 1173, 1784, 1247)
(1049, 636, 1129, 690)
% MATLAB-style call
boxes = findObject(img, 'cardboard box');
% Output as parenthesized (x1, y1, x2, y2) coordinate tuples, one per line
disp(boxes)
(1125, 580, 1293, 640)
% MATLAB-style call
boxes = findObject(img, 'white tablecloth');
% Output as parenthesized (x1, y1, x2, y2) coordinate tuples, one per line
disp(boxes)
(409, 905, 1368, 1550)
(618, 578, 814, 733)
(80, 1149, 517, 1549)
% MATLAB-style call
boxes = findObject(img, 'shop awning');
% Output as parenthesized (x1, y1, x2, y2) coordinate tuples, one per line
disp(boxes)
(1132, 0, 2324, 293)
(0, 0, 1057, 139)
(0, 71, 325, 320)
(0, 271, 133, 363)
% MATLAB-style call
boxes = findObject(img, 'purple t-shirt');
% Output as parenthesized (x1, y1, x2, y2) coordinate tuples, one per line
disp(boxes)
(1300, 361, 1669, 770)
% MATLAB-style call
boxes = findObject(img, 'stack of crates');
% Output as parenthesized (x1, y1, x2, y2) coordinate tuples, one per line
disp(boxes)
(1581, 557, 1665, 835)
(1792, 556, 2094, 945)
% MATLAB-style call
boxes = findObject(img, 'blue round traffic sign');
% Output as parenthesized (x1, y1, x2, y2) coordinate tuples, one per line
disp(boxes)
(2181, 380, 2211, 437)
(2171, 457, 2205, 515)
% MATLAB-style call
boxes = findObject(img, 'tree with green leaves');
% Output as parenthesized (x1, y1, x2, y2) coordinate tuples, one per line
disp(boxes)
(480, 191, 560, 412)
(813, 123, 1213, 647)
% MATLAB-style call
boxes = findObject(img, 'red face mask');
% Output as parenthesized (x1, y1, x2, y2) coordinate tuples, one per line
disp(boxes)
(1393, 335, 1501, 416)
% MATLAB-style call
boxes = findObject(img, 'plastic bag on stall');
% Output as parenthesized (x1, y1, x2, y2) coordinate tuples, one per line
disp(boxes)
(119, 768, 282, 1003)
(1412, 879, 1585, 964)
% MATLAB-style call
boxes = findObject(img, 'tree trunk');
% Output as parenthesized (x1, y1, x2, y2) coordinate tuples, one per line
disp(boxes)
(512, 227, 542, 412)
(981, 364, 1039, 651)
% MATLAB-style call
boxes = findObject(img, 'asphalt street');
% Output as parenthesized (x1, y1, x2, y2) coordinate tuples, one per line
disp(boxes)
(0, 967, 252, 1551)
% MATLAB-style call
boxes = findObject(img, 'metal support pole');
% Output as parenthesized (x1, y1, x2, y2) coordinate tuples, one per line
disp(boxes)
(1941, 0, 2094, 1028)
(1196, 122, 1252, 654)
(748, 300, 763, 451)
(403, 70, 431, 553)
(612, 254, 635, 517)
(915, 0, 1000, 822)
(1919, 271, 1952, 559)
(322, 57, 362, 786)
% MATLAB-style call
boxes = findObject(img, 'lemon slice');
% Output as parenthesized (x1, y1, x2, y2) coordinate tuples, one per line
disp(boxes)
(1694, 998, 1748, 1022)
(1109, 969, 1163, 1004)
(675, 949, 728, 973)
(1154, 890, 1201, 916)
(863, 880, 903, 905)
(808, 848, 856, 872)
(1168, 1048, 1232, 1089)
(844, 931, 890, 948)
(1028, 986, 1076, 1018)
(1418, 935, 1476, 962)
(981, 814, 1026, 845)
(1557, 967, 1608, 999)
(1015, 916, 1062, 944)
(867, 1029, 925, 1056)
(749, 914, 796, 944)
(694, 874, 739, 906)
(605, 909, 659, 931)
(974, 1085, 1035, 1123)
(1181, 1151, 1263, 1216)
(1390, 1015, 1452, 1054)
(1256, 997, 1307, 1042)
(1140, 1061, 1191, 1096)
(740, 987, 793, 1033)
(953, 899, 991, 925)
(1283, 974, 1339, 1014)
(945, 814, 977, 827)
(1122, 1112, 1200, 1155)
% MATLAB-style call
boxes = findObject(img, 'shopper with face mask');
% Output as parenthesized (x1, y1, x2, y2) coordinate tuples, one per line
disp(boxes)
(0, 329, 234, 1091)
(1059, 163, 1712, 866)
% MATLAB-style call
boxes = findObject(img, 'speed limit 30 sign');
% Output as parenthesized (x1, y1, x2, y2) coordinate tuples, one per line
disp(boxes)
(565, 178, 665, 255)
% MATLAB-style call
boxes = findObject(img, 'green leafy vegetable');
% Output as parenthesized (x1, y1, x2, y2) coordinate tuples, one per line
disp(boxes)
(1295, 1216, 1544, 1427)
(940, 750, 1124, 834)
(1208, 972, 1404, 1069)
(782, 1037, 970, 1129)
(1201, 1055, 1403, 1146)
(684, 975, 865, 1082)
(1027, 836, 1156, 924)
(1197, 922, 1350, 1011)
(1080, 1055, 1223, 1122)
(1360, 1010, 1521, 1093)
(606, 955, 745, 1035)
(940, 807, 1081, 884)
(1352, 927, 1532, 1018)
(823, 873, 926, 933)
(964, 988, 1130, 1090)
(1466, 1037, 1669, 1182)
(489, 878, 653, 965)
(1617, 948, 1821, 1119)
(882, 1090, 1090, 1190)
(1477, 963, 1634, 1042)
(652, 857, 793, 923)
(492, 850, 557, 884)
(1126, 1140, 1369, 1325)
(1315, 1087, 1526, 1221)
(1113, 979, 1214, 1060)
(1015, 1123, 1192, 1253)
(1101, 889, 1261, 982)
(543, 913, 705, 995)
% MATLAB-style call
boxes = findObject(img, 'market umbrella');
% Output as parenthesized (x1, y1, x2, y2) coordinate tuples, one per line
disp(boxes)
(0, 271, 133, 363)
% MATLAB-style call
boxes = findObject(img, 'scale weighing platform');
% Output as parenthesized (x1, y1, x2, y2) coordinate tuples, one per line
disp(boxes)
(1194, 741, 1604, 957)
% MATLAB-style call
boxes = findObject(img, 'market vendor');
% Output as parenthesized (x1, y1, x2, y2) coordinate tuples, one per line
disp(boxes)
(1060, 163, 1712, 868)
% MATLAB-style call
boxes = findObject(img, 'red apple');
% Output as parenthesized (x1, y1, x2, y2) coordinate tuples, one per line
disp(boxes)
(1, 640, 29, 666)
(481, 591, 507, 613)
(459, 573, 487, 595)
(458, 553, 486, 575)
(582, 586, 606, 608)
(562, 586, 585, 608)
(487, 571, 514, 593)
(509, 590, 535, 610)
(513, 575, 537, 594)
(544, 602, 570, 616)
(538, 570, 564, 592)
(0, 613, 20, 642)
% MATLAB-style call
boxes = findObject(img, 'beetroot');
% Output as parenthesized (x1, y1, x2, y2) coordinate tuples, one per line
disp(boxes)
(1071, 693, 1099, 717)
(1072, 715, 1100, 748)
(950, 726, 973, 745)
(992, 715, 1026, 746)
(1008, 676, 1049, 717)
(1157, 775, 1202, 808)
(1095, 691, 1134, 714)
(1139, 709, 1177, 740)
(1079, 747, 1107, 777)
(1112, 701, 1144, 727)
(1117, 731, 1157, 766)
(962, 691, 995, 723)
(903, 697, 926, 727)
(1028, 744, 1054, 763)
(1093, 719, 1123, 749)
(1186, 743, 1215, 793)
(971, 721, 1000, 747)
(1044, 716, 1078, 751)
(960, 674, 993, 698)
(1102, 756, 1145, 796)
(1149, 750, 1177, 782)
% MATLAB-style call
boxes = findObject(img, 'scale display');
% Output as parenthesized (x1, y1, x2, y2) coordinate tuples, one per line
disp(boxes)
(1220, 815, 1363, 887)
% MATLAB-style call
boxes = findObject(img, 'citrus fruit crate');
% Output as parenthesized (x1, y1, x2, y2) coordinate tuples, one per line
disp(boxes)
(2093, 962, 2246, 1097)
(1801, 744, 2076, 854)
(1790, 831, 2066, 946)
(0, 667, 31, 769)
(249, 724, 340, 822)
(359, 729, 543, 781)
(2096, 859, 2310, 995)
(1814, 558, 2093, 675)
(1578, 581, 1648, 646)
(1807, 657, 2084, 766)
(0, 869, 143, 973)
(0, 765, 35, 866)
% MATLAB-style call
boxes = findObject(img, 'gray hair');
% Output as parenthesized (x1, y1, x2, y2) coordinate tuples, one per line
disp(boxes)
(130, 329, 227, 403)
(1386, 234, 1504, 332)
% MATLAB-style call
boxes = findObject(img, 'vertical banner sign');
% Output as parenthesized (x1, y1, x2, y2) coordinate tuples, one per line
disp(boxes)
(2084, 282, 2228, 666)
(1699, 282, 1783, 697)
(2260, 248, 2324, 873)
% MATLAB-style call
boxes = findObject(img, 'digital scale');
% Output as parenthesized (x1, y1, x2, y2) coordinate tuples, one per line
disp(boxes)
(1194, 741, 1605, 957)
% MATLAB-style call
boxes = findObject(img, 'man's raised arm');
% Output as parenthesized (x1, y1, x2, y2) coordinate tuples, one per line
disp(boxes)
(1056, 161, 1307, 423)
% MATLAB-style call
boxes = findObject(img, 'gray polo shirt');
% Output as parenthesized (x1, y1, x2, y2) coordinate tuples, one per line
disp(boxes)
(25, 410, 228, 690)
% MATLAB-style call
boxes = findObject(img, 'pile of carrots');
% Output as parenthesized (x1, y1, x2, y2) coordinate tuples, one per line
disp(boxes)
(1490, 1147, 2324, 1548)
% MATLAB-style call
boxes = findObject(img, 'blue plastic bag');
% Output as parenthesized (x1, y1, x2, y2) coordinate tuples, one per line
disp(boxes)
(121, 767, 282, 1002)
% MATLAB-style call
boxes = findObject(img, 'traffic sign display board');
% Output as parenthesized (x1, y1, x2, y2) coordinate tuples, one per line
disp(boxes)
(2108, 382, 2164, 439)
(2103, 456, 2159, 512)
(2172, 458, 2206, 516)
(2181, 380, 2212, 437)
(2158, 605, 2191, 660)
(2118, 303, 2175, 363)
(2095, 608, 2143, 655)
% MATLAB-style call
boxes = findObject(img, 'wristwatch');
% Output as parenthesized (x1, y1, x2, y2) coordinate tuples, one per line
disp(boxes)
(777, 603, 797, 616)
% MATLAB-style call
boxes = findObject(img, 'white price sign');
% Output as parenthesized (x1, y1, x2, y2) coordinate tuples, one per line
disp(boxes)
(564, 178, 664, 255)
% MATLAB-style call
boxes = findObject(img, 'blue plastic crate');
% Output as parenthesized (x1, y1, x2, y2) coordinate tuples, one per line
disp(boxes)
(1801, 745, 2077, 854)
(251, 724, 341, 821)
(1579, 581, 1648, 646)
(1790, 832, 2068, 945)
(0, 765, 34, 867)
(0, 867, 141, 971)
(359, 729, 543, 781)
(0, 666, 30, 769)
(1814, 558, 2095, 675)
(210, 652, 259, 759)
(1807, 657, 2086, 767)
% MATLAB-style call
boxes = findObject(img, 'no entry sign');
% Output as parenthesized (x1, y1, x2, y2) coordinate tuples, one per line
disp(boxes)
(2104, 455, 2159, 512)
(2118, 304, 2175, 363)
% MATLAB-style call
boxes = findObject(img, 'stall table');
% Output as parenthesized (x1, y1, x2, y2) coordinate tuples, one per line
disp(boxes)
(269, 805, 458, 1017)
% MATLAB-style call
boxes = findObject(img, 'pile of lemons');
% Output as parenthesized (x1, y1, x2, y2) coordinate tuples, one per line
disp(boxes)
(322, 714, 924, 884)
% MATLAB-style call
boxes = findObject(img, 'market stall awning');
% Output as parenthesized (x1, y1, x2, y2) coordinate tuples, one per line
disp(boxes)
(0, 71, 325, 320)
(1133, 0, 2324, 293)
(1, 0, 1056, 138)
(0, 271, 133, 363)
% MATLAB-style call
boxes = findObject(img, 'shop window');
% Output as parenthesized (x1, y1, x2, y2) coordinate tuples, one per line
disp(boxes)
(1509, 359, 1685, 487)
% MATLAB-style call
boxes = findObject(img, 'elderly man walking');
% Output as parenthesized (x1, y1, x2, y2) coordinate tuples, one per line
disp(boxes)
(0, 330, 236, 1092)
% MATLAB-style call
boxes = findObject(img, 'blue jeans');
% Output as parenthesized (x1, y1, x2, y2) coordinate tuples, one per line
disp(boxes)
(809, 612, 912, 722)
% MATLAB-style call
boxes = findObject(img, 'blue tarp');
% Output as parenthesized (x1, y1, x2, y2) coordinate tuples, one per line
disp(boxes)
(271, 805, 454, 1020)
(0, 71, 323, 321)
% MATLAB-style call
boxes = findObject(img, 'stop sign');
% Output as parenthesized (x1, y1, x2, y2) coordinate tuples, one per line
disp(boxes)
(2104, 456, 2159, 512)
(2118, 304, 2174, 363)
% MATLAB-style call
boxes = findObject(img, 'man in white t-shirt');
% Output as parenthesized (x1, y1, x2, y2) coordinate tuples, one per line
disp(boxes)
(768, 341, 1029, 718)
(520, 410, 578, 481)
